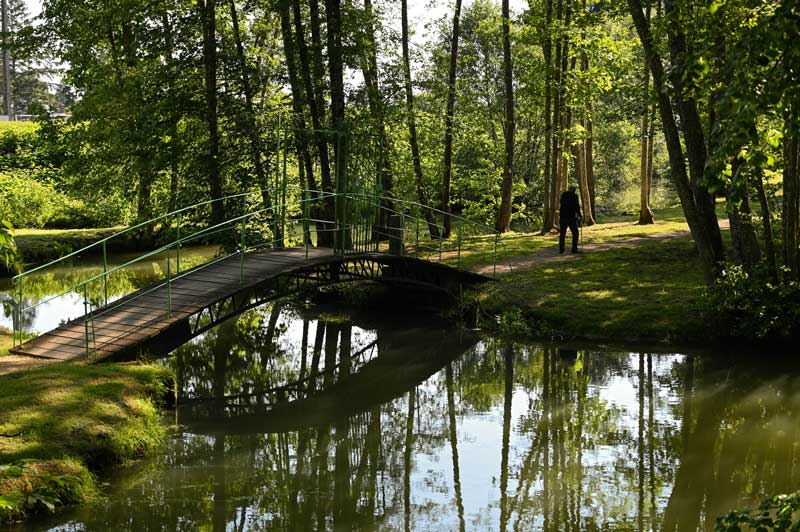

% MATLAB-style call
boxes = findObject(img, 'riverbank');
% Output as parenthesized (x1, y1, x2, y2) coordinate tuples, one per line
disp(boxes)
(451, 207, 723, 344)
(0, 362, 173, 524)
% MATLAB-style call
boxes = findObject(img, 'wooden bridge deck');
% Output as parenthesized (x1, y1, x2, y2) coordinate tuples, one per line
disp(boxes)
(11, 247, 490, 362)
(10, 247, 337, 361)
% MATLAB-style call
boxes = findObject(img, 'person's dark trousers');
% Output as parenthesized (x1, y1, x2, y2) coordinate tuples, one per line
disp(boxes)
(559, 217, 579, 253)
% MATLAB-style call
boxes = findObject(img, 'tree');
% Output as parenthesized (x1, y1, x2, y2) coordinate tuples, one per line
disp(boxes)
(441, 0, 463, 238)
(627, 0, 724, 282)
(495, 0, 515, 232)
(400, 0, 439, 238)
(199, 0, 224, 224)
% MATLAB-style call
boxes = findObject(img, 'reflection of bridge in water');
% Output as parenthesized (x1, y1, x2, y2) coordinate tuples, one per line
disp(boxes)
(10, 189, 503, 361)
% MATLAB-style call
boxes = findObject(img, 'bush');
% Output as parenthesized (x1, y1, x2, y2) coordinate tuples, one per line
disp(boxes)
(703, 264, 800, 340)
(0, 170, 77, 228)
(715, 492, 800, 531)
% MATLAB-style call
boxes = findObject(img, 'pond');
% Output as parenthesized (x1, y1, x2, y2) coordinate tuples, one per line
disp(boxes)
(11, 294, 800, 532)
(0, 246, 220, 335)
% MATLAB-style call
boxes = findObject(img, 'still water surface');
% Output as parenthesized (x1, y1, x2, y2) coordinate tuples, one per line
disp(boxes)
(10, 296, 800, 532)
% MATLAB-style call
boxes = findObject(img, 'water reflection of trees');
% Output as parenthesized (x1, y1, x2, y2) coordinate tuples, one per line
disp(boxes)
(58, 308, 800, 531)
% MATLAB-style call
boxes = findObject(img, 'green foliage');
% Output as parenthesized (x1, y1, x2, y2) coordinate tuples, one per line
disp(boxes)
(715, 492, 800, 532)
(0, 221, 19, 272)
(497, 308, 531, 338)
(703, 265, 800, 340)
(0, 171, 78, 228)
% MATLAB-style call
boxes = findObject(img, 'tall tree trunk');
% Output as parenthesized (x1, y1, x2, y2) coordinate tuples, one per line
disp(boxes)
(362, 0, 395, 235)
(586, 106, 597, 220)
(441, 0, 463, 238)
(401, 0, 439, 238)
(279, 0, 314, 199)
(638, 11, 655, 225)
(326, 0, 344, 134)
(755, 167, 778, 281)
(576, 125, 594, 225)
(230, 0, 271, 208)
(540, 0, 554, 233)
(496, 0, 515, 233)
(663, 0, 724, 261)
(308, 0, 335, 245)
(628, 0, 723, 282)
(162, 12, 181, 214)
(199, 0, 224, 225)
(784, 114, 800, 279)
(549, 0, 563, 227)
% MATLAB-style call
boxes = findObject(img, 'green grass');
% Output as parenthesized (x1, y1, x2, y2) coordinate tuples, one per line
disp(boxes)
(13, 227, 125, 267)
(0, 329, 10, 357)
(0, 362, 173, 522)
(455, 204, 728, 343)
(476, 237, 707, 342)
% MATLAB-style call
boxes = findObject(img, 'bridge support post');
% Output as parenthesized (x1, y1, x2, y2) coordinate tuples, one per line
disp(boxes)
(388, 215, 404, 256)
(102, 241, 108, 306)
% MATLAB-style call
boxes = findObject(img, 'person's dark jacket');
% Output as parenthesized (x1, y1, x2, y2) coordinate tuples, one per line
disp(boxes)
(559, 190, 581, 221)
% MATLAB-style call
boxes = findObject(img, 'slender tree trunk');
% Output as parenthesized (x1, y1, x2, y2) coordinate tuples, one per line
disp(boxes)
(663, 0, 724, 261)
(638, 15, 655, 225)
(401, 0, 439, 238)
(362, 0, 395, 235)
(784, 114, 800, 279)
(441, 0, 463, 238)
(199, 0, 224, 224)
(576, 126, 594, 225)
(230, 0, 271, 208)
(290, 0, 318, 196)
(628, 0, 722, 282)
(586, 108, 597, 220)
(549, 0, 563, 226)
(326, 0, 345, 134)
(496, 0, 515, 233)
(279, 0, 314, 199)
(646, 101, 656, 208)
(755, 168, 778, 281)
(162, 12, 181, 214)
(308, 0, 335, 245)
(541, 0, 553, 233)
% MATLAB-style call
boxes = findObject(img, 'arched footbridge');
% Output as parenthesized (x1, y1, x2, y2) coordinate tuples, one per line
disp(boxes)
(9, 191, 511, 362)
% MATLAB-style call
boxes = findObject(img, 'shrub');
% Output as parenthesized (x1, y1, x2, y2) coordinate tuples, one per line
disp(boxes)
(715, 492, 800, 531)
(0, 170, 76, 228)
(703, 264, 800, 340)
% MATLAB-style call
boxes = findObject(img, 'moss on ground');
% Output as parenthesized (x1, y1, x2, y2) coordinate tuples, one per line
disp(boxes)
(0, 362, 173, 523)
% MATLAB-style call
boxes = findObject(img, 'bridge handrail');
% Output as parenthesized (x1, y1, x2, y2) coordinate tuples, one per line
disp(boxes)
(10, 189, 283, 282)
(14, 193, 337, 317)
(11, 190, 512, 351)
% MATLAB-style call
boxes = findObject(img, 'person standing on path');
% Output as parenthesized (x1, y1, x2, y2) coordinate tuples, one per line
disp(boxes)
(559, 185, 582, 254)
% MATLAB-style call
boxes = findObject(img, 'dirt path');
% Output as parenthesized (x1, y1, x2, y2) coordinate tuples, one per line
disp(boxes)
(474, 226, 702, 276)
(0, 354, 58, 376)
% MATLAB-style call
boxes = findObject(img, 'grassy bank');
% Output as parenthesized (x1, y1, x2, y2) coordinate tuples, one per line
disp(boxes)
(0, 362, 173, 523)
(476, 236, 707, 342)
(450, 207, 721, 343)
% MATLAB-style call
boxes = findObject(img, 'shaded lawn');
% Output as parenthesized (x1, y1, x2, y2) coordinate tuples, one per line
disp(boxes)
(478, 237, 708, 342)
(0, 362, 172, 522)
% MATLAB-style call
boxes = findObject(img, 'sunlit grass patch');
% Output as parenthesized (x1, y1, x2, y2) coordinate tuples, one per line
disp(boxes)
(477, 237, 707, 342)
(0, 362, 173, 523)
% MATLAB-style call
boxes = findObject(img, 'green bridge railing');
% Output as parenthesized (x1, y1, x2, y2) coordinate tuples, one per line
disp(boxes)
(10, 190, 512, 354)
